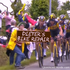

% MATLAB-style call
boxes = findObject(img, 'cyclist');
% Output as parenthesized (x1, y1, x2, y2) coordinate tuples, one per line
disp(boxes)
(65, 20, 70, 49)
(46, 13, 63, 62)
(57, 17, 60, 21)
(59, 14, 66, 34)
(35, 16, 47, 60)
(59, 14, 66, 56)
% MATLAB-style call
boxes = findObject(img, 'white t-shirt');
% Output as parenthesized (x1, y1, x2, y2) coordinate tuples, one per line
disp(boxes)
(0, 13, 3, 28)
(12, 27, 19, 32)
(0, 36, 7, 40)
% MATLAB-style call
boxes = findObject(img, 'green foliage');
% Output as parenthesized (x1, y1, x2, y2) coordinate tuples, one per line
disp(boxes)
(61, 1, 70, 19)
(0, 47, 8, 66)
(58, 1, 70, 18)
(2, 19, 6, 35)
(30, 0, 49, 19)
(52, 0, 59, 16)
(10, 0, 23, 25)
(61, 1, 70, 10)
(11, 0, 23, 17)
(0, 50, 51, 70)
(57, 10, 66, 16)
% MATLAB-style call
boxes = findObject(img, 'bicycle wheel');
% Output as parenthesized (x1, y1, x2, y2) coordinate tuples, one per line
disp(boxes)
(38, 45, 43, 68)
(54, 47, 58, 66)
(68, 45, 70, 59)
(61, 44, 65, 62)
(41, 47, 44, 66)
(69, 50, 70, 59)
(66, 44, 68, 60)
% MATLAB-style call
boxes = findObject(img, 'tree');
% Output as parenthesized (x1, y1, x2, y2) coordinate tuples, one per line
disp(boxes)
(57, 1, 70, 18)
(57, 10, 67, 16)
(11, 0, 23, 17)
(52, 0, 59, 16)
(61, 1, 70, 10)
(25, 1, 31, 13)
(30, 0, 49, 19)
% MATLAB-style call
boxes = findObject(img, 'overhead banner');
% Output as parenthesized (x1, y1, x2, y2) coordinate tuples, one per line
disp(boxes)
(17, 30, 50, 42)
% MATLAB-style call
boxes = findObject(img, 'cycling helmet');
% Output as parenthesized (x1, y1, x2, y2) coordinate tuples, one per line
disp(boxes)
(60, 14, 66, 20)
(39, 16, 45, 21)
(57, 17, 60, 21)
(49, 13, 56, 19)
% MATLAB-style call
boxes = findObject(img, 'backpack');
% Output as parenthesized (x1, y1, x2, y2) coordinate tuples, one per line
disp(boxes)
(6, 27, 14, 41)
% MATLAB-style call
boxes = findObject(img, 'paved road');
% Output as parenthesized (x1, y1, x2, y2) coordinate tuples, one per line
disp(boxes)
(20, 57, 70, 70)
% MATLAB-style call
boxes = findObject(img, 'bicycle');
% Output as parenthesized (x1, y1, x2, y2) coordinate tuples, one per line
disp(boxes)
(53, 37, 59, 66)
(60, 36, 66, 62)
(65, 38, 70, 60)
(38, 42, 44, 68)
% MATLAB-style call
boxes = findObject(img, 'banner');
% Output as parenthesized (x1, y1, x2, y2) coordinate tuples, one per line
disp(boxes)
(17, 30, 50, 42)
(26, 15, 37, 25)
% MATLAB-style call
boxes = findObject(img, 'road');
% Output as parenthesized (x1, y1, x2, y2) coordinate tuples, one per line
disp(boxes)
(20, 57, 70, 70)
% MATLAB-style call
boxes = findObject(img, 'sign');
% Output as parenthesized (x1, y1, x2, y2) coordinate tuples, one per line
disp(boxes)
(17, 30, 50, 42)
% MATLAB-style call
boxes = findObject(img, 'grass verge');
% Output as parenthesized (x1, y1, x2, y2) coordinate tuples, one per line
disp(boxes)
(0, 50, 51, 70)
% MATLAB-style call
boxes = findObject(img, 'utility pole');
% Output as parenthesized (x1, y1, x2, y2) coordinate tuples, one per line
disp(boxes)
(49, 0, 52, 16)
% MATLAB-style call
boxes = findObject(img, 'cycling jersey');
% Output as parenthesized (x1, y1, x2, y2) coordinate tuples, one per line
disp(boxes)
(47, 19, 59, 37)
(66, 26, 70, 38)
(35, 23, 46, 30)
(59, 21, 65, 33)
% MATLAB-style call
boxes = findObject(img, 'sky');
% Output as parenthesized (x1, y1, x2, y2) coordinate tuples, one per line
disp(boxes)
(0, 0, 69, 12)
(0, 0, 32, 12)
(59, 0, 69, 5)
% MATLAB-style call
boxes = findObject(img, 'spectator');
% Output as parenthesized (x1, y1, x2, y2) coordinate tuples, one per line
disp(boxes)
(6, 19, 17, 41)
(18, 3, 26, 21)
(0, 10, 3, 31)
(6, 23, 27, 69)
(18, 11, 25, 22)
(18, 11, 30, 29)
(18, 8, 30, 29)
(17, 22, 30, 59)
(4, 12, 12, 30)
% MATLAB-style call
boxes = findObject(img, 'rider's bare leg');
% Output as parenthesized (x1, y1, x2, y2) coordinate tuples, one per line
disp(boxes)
(50, 39, 54, 62)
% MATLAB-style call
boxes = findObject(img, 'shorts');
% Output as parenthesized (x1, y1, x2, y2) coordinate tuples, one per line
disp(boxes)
(50, 29, 59, 38)
(66, 33, 70, 38)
